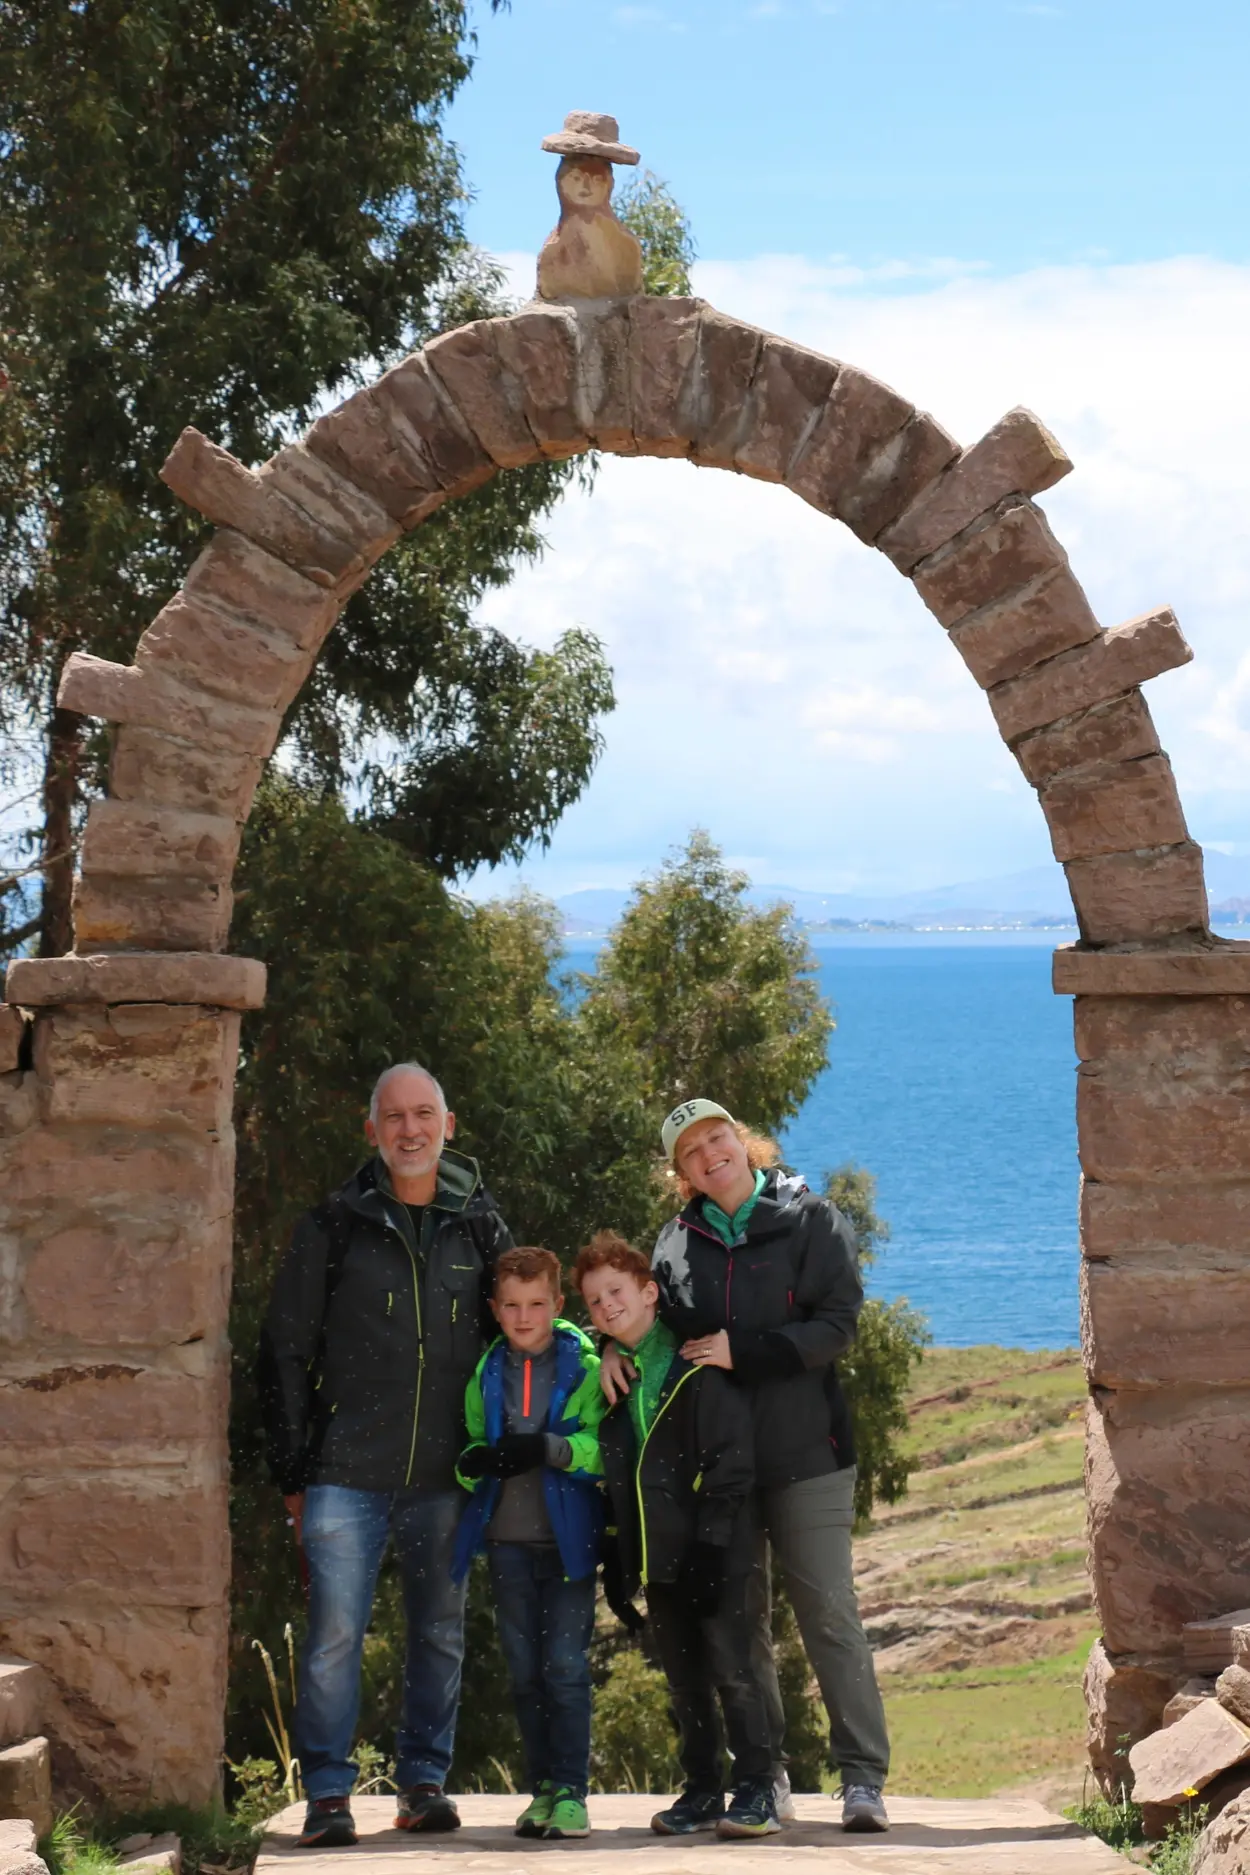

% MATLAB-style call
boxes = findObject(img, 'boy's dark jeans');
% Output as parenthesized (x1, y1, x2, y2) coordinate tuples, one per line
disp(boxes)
(647, 1569, 772, 1794)
(487, 1542, 595, 1798)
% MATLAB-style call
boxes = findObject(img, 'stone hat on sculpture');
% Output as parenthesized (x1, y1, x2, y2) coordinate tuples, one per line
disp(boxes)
(541, 111, 640, 166)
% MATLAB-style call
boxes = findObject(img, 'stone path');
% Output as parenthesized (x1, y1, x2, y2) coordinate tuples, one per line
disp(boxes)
(262, 1793, 1127, 1874)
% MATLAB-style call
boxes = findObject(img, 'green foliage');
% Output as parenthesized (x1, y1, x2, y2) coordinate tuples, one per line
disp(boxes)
(42, 1805, 257, 1875)
(1150, 1808, 1208, 1875)
(590, 1648, 680, 1793)
(39, 1815, 120, 1875)
(1064, 1780, 1145, 1850)
(616, 172, 697, 297)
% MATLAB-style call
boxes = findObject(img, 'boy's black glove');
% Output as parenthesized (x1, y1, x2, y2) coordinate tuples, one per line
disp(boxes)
(497, 1431, 548, 1476)
(601, 1537, 645, 1634)
(678, 1541, 727, 1621)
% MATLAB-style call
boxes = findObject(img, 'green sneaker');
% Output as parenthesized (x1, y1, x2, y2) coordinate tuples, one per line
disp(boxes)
(543, 1790, 590, 1839)
(515, 1785, 554, 1837)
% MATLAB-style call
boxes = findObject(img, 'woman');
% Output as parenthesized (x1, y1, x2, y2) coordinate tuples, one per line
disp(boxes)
(600, 1097, 890, 1835)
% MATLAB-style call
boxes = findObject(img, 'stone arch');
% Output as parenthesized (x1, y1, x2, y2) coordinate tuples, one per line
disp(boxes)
(4, 294, 1249, 1803)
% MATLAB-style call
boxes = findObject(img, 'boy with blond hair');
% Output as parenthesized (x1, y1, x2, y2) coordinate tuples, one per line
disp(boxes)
(453, 1246, 604, 1840)
(571, 1231, 776, 1839)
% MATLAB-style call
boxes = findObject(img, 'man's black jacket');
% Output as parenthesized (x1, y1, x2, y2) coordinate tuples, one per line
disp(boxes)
(651, 1168, 862, 1488)
(599, 1347, 755, 1599)
(257, 1152, 512, 1494)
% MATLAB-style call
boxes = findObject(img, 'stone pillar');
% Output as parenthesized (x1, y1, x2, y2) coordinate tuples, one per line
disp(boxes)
(1056, 946, 1250, 1788)
(0, 953, 264, 1807)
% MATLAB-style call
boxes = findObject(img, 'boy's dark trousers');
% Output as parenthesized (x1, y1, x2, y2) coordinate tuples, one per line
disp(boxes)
(488, 1542, 595, 1798)
(646, 1569, 772, 1794)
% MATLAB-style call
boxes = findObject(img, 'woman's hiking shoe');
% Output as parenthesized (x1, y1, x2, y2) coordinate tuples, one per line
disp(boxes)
(394, 1785, 461, 1832)
(297, 1798, 358, 1849)
(651, 1789, 725, 1835)
(773, 1769, 798, 1823)
(543, 1791, 590, 1839)
(717, 1780, 781, 1839)
(840, 1784, 889, 1833)
(515, 1785, 554, 1837)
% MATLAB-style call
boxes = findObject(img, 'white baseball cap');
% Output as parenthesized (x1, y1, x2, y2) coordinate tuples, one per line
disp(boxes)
(661, 1098, 736, 1161)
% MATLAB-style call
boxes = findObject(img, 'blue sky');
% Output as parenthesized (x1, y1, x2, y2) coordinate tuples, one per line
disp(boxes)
(445, 2, 1250, 899)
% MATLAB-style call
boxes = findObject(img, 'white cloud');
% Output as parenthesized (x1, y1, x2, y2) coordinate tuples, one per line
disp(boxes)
(470, 254, 1250, 899)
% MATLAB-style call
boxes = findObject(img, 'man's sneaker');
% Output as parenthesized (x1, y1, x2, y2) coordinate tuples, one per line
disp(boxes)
(840, 1784, 889, 1833)
(543, 1790, 590, 1839)
(515, 1784, 554, 1837)
(773, 1768, 798, 1823)
(650, 1788, 725, 1835)
(717, 1779, 781, 1839)
(296, 1798, 358, 1849)
(394, 1785, 461, 1832)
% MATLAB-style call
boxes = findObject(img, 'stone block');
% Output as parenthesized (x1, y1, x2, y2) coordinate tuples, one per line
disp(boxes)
(1185, 1611, 1250, 1676)
(422, 320, 542, 470)
(0, 1011, 21, 1075)
(0, 1606, 226, 1808)
(948, 565, 1101, 690)
(0, 1122, 233, 1214)
(1087, 1389, 1250, 1654)
(32, 1004, 240, 1132)
(1065, 841, 1208, 946)
(305, 383, 447, 525)
(733, 337, 838, 484)
(1084, 1639, 1179, 1791)
(1164, 1681, 1218, 1727)
(79, 801, 240, 886)
(0, 1819, 38, 1867)
(0, 1737, 51, 1839)
(990, 606, 1193, 745)
(108, 727, 263, 822)
(491, 305, 588, 459)
(160, 428, 368, 588)
(838, 410, 960, 545)
(0, 1660, 44, 1750)
(1042, 754, 1189, 863)
(0, 1079, 36, 1144)
(57, 654, 282, 760)
(787, 364, 912, 518)
(877, 405, 1073, 572)
(1055, 949, 1250, 997)
(1075, 994, 1250, 1181)
(2, 1480, 229, 1607)
(1081, 1178, 1250, 1262)
(1015, 691, 1161, 789)
(259, 445, 397, 580)
(627, 295, 704, 457)
(6, 952, 265, 1011)
(1217, 1664, 1250, 1727)
(135, 592, 309, 715)
(1193, 1787, 1250, 1874)
(569, 299, 635, 454)
(119, 1834, 180, 1875)
(377, 352, 496, 495)
(1129, 1698, 1250, 1806)
(0, 1365, 227, 1466)
(183, 529, 339, 651)
(19, 1219, 231, 1345)
(913, 497, 1069, 628)
(690, 308, 764, 469)
(72, 874, 234, 954)
(1083, 1259, 1250, 1389)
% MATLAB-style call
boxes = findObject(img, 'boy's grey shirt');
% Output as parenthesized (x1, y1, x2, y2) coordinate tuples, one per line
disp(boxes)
(486, 1339, 574, 1546)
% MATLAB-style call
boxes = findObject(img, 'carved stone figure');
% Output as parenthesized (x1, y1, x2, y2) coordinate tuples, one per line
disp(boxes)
(537, 111, 643, 301)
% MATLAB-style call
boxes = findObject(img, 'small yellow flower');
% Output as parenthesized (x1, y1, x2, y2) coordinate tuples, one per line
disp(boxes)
(1183, 1787, 1199, 1799)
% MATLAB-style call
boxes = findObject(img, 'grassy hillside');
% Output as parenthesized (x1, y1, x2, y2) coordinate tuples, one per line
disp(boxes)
(856, 1345, 1092, 1803)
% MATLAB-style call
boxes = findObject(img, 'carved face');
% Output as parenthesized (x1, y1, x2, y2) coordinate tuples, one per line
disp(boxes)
(557, 157, 613, 210)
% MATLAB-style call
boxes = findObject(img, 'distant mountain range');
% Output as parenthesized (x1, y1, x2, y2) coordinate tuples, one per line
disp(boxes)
(557, 853, 1250, 934)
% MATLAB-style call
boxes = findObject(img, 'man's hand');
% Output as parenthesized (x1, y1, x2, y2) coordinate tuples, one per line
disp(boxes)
(599, 1342, 637, 1405)
(681, 1330, 733, 1371)
(284, 1492, 305, 1543)
(497, 1431, 547, 1475)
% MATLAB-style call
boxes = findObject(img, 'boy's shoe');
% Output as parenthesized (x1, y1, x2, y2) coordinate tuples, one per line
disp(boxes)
(773, 1769, 798, 1823)
(650, 1789, 725, 1835)
(515, 1785, 554, 1837)
(543, 1790, 590, 1839)
(296, 1798, 358, 1849)
(840, 1784, 889, 1833)
(394, 1785, 461, 1832)
(717, 1779, 781, 1839)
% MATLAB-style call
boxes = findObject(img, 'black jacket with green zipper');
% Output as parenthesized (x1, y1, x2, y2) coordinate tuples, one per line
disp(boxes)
(257, 1151, 512, 1494)
(598, 1333, 756, 1600)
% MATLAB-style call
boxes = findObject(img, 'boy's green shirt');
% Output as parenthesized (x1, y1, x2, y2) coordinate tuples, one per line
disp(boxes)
(457, 1318, 605, 1492)
(621, 1316, 679, 1445)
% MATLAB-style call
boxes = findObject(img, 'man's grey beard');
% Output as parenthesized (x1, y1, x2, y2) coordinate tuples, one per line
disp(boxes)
(378, 1139, 442, 1181)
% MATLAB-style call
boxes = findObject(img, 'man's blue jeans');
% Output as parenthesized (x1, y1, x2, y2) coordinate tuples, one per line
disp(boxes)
(487, 1544, 595, 1799)
(296, 1485, 466, 1799)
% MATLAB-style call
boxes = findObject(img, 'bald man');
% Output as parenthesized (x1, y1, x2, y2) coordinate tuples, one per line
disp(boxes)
(258, 1063, 512, 1846)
